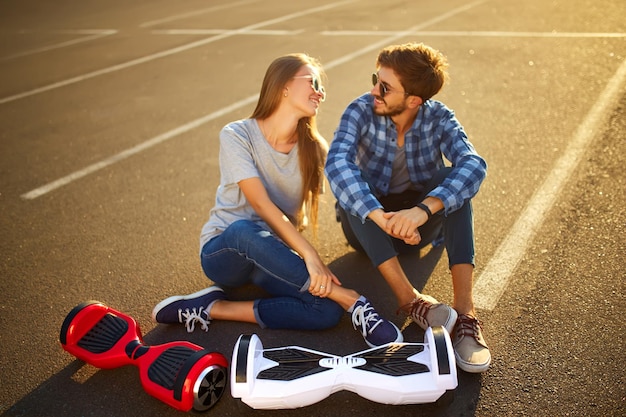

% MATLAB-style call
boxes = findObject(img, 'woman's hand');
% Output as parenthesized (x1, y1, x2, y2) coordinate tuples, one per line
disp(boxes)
(304, 254, 342, 297)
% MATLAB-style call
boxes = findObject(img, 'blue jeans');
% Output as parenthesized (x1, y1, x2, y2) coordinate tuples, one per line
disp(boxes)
(200, 220, 343, 330)
(337, 167, 475, 268)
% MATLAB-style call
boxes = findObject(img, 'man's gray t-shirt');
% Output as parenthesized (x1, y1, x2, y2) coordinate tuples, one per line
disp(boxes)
(199, 118, 303, 253)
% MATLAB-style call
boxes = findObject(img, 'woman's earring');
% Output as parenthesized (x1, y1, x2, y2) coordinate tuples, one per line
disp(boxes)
(284, 88, 288, 97)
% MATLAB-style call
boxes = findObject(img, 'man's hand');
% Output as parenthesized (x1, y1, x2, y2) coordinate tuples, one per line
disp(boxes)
(383, 207, 426, 245)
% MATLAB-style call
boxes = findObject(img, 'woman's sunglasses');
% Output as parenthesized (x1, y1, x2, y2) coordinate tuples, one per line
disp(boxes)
(293, 75, 326, 101)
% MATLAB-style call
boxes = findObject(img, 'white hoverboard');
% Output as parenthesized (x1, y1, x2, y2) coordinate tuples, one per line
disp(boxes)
(230, 326, 457, 409)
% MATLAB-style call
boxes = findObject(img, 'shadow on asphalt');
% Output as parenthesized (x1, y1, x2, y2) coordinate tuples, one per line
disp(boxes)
(2, 246, 483, 417)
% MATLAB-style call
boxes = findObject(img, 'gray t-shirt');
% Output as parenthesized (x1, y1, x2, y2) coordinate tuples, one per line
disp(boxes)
(199, 118, 303, 252)
(388, 143, 411, 194)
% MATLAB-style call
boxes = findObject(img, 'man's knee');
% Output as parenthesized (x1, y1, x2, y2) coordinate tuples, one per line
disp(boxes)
(336, 205, 366, 253)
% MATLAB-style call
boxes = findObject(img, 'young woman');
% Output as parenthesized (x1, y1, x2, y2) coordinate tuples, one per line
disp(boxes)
(152, 53, 402, 348)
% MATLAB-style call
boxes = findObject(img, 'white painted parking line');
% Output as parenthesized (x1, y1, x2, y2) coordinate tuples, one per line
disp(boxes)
(1, 30, 117, 61)
(473, 58, 626, 311)
(151, 29, 304, 36)
(321, 30, 626, 38)
(138, 0, 259, 28)
(20, 94, 260, 200)
(0, 0, 356, 106)
(322, 0, 487, 69)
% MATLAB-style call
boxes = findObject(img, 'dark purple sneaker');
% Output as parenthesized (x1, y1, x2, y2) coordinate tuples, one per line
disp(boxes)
(351, 297, 403, 348)
(152, 286, 226, 332)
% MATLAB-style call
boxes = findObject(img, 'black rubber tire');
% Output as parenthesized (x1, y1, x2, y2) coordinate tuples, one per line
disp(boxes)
(192, 365, 228, 412)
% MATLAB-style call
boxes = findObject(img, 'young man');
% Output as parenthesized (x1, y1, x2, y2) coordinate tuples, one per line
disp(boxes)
(325, 43, 490, 372)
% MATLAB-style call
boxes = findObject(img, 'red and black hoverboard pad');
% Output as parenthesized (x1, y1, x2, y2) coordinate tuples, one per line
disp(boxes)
(60, 300, 228, 412)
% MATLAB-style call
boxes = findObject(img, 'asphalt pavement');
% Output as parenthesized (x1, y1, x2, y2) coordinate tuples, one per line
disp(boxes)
(1, 0, 624, 416)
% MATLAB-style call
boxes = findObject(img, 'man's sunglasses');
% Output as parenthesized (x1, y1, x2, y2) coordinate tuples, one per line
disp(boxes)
(293, 75, 326, 101)
(371, 72, 410, 99)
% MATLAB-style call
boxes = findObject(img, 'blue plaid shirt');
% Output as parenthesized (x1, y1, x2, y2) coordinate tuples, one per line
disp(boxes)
(325, 93, 487, 221)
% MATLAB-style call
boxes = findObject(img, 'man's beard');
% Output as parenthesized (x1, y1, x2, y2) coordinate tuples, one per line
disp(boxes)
(373, 97, 407, 117)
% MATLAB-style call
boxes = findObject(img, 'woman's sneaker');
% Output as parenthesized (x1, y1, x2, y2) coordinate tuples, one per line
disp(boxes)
(152, 286, 226, 333)
(453, 314, 491, 373)
(405, 294, 457, 334)
(351, 297, 403, 348)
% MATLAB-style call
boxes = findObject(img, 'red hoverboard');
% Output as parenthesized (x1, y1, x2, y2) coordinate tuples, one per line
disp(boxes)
(59, 301, 228, 412)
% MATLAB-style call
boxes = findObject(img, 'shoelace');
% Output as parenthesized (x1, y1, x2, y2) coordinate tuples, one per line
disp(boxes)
(352, 302, 383, 336)
(455, 314, 483, 340)
(178, 307, 210, 333)
(403, 298, 433, 329)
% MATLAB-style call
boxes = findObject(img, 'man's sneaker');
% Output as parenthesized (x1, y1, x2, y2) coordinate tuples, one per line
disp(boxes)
(351, 297, 403, 348)
(405, 295, 458, 334)
(453, 314, 491, 373)
(152, 286, 226, 333)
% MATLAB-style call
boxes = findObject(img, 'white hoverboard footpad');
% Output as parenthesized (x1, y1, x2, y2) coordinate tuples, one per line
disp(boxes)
(230, 326, 457, 409)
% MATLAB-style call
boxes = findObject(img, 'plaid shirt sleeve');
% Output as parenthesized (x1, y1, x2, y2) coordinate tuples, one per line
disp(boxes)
(325, 95, 384, 221)
(423, 103, 487, 215)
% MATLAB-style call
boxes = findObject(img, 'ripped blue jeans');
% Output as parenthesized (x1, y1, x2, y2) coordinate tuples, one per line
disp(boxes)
(200, 219, 343, 330)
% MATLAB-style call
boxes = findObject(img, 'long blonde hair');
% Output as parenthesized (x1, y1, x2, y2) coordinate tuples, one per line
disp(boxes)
(250, 53, 327, 232)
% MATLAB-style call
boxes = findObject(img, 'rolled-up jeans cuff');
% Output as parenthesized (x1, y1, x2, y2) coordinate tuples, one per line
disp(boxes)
(253, 299, 267, 329)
